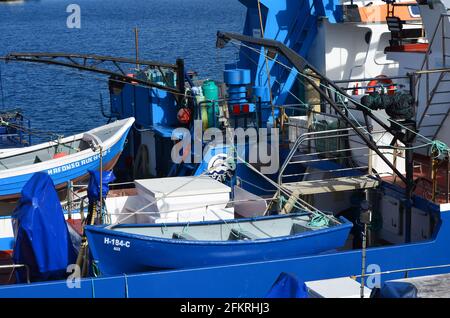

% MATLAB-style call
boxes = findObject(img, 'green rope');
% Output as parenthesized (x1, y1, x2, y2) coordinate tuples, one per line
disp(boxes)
(430, 140, 450, 158)
(91, 261, 101, 278)
(307, 214, 329, 228)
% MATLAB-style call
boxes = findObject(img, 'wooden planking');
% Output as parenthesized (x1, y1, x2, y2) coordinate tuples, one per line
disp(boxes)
(283, 175, 379, 195)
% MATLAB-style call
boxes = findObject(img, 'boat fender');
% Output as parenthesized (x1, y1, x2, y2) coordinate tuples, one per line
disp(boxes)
(366, 75, 395, 96)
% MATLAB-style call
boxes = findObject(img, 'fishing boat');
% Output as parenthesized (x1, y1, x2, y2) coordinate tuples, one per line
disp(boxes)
(84, 212, 352, 275)
(4, 0, 450, 299)
(0, 117, 135, 204)
(0, 109, 31, 150)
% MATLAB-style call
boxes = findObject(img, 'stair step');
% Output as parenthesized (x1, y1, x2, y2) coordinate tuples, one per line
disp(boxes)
(429, 101, 450, 106)
(282, 175, 379, 195)
(420, 124, 441, 128)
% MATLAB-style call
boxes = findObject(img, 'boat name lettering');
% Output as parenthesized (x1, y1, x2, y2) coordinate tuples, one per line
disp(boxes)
(104, 237, 131, 248)
(46, 149, 111, 175)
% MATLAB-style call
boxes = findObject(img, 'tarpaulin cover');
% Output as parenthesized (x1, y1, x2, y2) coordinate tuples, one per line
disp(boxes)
(12, 172, 77, 283)
(87, 170, 116, 202)
(374, 273, 450, 298)
(265, 272, 308, 298)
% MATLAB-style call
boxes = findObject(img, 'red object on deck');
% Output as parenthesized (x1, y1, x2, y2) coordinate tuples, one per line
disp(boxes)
(53, 152, 68, 159)
(385, 43, 429, 53)
(232, 104, 240, 114)
(177, 108, 192, 124)
(67, 219, 83, 236)
(352, 83, 359, 96)
(126, 73, 138, 84)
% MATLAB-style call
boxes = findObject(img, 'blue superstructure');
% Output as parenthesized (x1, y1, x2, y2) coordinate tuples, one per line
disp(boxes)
(237, 0, 342, 107)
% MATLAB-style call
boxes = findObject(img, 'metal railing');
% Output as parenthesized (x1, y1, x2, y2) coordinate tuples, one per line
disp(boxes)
(416, 13, 450, 136)
(277, 115, 402, 188)
(0, 264, 30, 284)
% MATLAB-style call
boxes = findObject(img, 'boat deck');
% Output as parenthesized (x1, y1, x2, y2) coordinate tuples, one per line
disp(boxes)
(382, 154, 450, 204)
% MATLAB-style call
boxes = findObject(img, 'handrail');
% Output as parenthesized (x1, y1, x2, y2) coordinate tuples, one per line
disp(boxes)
(277, 126, 370, 187)
(0, 264, 30, 284)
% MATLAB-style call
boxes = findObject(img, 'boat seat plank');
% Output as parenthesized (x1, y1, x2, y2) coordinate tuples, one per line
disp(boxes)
(172, 232, 197, 240)
(229, 228, 259, 241)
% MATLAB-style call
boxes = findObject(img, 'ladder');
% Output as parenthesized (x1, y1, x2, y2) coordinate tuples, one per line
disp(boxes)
(416, 7, 450, 140)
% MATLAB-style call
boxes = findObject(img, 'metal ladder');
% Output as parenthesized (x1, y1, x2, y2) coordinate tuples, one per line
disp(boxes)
(416, 11, 450, 140)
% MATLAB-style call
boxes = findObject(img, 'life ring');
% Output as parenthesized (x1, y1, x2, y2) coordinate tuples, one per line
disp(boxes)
(366, 75, 396, 95)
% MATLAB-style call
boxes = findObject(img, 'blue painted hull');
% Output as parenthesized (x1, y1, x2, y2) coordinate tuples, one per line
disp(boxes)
(0, 122, 132, 200)
(85, 214, 353, 275)
(0, 191, 449, 297)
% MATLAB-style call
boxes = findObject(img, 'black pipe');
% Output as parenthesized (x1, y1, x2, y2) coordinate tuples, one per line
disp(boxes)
(176, 58, 185, 104)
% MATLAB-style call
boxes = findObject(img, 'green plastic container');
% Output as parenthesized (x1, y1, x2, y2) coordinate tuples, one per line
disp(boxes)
(202, 80, 219, 128)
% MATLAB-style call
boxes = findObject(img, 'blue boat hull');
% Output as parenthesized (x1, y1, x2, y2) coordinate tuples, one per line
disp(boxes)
(0, 123, 132, 201)
(85, 214, 352, 275)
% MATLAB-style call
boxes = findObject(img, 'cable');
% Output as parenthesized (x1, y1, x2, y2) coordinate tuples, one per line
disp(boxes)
(230, 39, 447, 154)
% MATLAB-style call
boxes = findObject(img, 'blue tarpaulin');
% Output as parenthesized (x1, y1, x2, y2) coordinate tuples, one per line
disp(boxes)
(265, 272, 308, 298)
(87, 170, 116, 202)
(12, 172, 77, 283)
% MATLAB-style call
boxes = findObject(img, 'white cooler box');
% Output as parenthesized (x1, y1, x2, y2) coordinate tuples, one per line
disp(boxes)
(134, 176, 234, 223)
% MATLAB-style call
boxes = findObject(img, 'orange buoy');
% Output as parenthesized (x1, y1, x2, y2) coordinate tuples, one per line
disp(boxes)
(366, 75, 396, 96)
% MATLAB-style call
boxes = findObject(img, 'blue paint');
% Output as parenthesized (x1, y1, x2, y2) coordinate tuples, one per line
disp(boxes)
(2, 198, 450, 297)
(0, 131, 129, 198)
(0, 237, 14, 250)
(84, 214, 352, 275)
(237, 0, 341, 106)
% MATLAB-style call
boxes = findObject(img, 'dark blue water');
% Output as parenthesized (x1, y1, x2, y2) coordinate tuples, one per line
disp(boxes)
(0, 0, 245, 139)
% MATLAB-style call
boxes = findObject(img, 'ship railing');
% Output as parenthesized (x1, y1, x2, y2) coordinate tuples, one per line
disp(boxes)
(0, 264, 30, 284)
(411, 155, 450, 203)
(277, 114, 404, 188)
(195, 97, 307, 131)
(334, 75, 411, 98)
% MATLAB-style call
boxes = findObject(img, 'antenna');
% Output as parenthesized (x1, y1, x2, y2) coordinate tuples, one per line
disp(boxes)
(134, 27, 140, 71)
(0, 64, 5, 110)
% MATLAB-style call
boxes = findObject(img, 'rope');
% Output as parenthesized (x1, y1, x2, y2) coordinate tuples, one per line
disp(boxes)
(91, 278, 96, 298)
(307, 214, 329, 228)
(230, 39, 450, 155)
(124, 274, 129, 298)
(235, 153, 339, 223)
(106, 155, 237, 228)
(430, 140, 450, 158)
